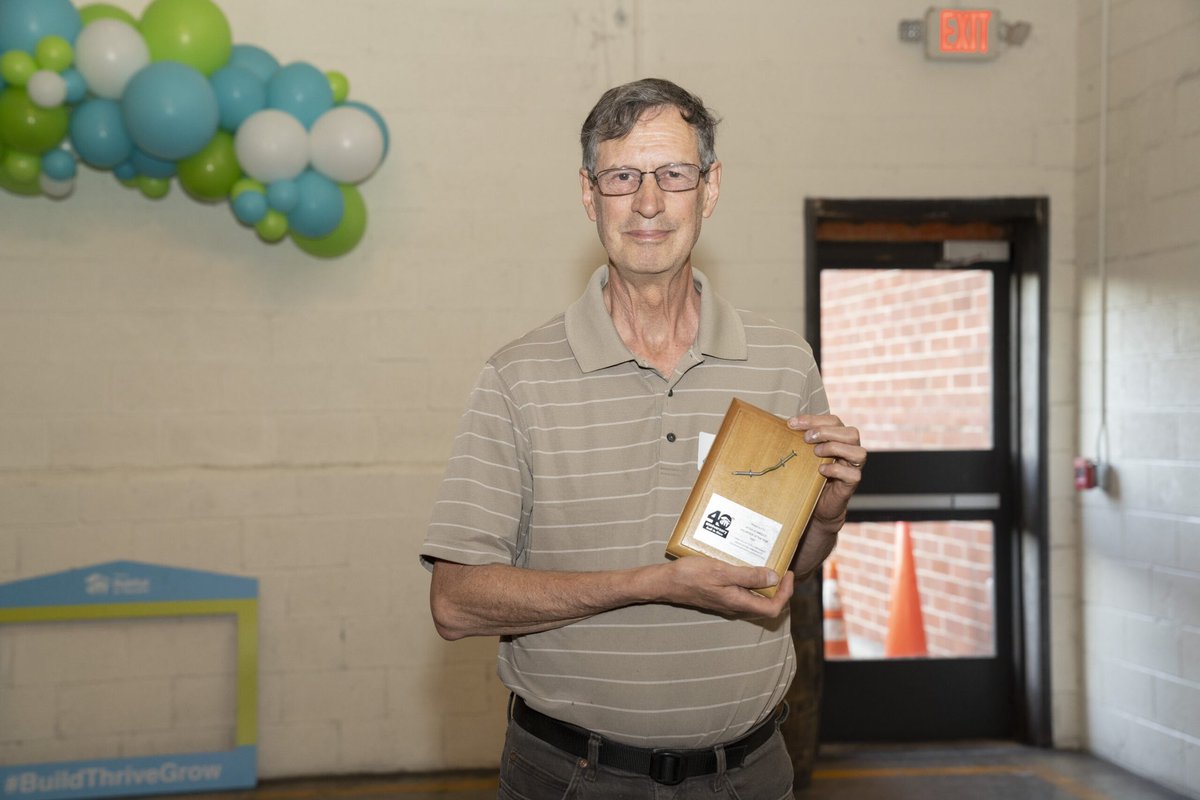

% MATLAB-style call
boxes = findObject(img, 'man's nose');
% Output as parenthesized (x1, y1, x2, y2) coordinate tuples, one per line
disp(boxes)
(631, 176, 666, 217)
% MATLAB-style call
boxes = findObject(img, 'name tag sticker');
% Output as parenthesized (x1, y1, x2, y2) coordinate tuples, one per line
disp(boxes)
(691, 493, 783, 567)
(697, 431, 716, 469)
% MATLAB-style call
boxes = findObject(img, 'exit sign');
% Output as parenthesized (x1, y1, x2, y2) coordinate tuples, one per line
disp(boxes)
(925, 7, 1000, 60)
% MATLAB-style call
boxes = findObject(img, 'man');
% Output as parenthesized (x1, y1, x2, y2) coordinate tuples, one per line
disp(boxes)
(421, 78, 865, 799)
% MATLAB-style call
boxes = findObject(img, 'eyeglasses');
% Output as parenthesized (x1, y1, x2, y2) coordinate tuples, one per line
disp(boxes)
(589, 163, 709, 196)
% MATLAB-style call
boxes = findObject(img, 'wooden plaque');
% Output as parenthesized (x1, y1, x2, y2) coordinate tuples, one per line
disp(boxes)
(666, 398, 833, 597)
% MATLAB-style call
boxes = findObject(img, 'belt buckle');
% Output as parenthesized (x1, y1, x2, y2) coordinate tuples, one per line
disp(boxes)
(648, 749, 686, 785)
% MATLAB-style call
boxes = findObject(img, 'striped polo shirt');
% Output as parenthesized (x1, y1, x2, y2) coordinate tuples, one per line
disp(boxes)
(421, 265, 829, 748)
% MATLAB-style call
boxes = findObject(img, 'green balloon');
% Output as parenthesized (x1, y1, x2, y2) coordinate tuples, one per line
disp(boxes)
(139, 0, 232, 76)
(0, 164, 41, 196)
(326, 71, 349, 104)
(293, 185, 367, 258)
(35, 36, 74, 72)
(256, 209, 288, 242)
(4, 148, 39, 182)
(138, 175, 171, 198)
(0, 88, 69, 154)
(1, 51, 36, 87)
(230, 176, 264, 200)
(79, 3, 139, 27)
(177, 130, 241, 201)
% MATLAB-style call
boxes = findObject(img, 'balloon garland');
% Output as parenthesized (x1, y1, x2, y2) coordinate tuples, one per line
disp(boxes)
(0, 0, 388, 258)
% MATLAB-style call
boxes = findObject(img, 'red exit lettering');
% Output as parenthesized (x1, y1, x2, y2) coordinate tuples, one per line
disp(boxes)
(939, 9, 992, 54)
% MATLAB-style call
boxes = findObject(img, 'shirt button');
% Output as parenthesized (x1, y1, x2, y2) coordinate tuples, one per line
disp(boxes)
(666, 433, 676, 443)
(668, 389, 674, 397)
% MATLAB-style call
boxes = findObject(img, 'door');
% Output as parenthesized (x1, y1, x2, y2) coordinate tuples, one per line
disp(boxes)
(806, 198, 1050, 743)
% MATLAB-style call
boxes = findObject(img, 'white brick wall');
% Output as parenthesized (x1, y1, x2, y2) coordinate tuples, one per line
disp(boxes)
(0, 0, 1177, 793)
(1075, 1, 1200, 797)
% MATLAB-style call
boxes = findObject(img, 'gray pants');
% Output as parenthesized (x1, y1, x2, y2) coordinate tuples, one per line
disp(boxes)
(497, 716, 796, 800)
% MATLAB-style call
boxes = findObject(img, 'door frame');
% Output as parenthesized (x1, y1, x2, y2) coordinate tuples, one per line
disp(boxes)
(804, 197, 1051, 746)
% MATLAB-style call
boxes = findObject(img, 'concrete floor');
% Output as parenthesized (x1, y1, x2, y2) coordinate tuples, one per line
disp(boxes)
(149, 741, 1191, 800)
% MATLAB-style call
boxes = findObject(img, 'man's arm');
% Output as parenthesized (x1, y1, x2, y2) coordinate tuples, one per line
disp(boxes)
(429, 556, 796, 640)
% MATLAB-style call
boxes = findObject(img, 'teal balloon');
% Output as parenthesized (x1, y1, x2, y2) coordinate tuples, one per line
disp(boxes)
(266, 179, 297, 212)
(0, 0, 82, 55)
(69, 98, 133, 168)
(62, 69, 87, 104)
(121, 61, 218, 160)
(41, 147, 75, 180)
(129, 147, 176, 178)
(231, 189, 267, 224)
(266, 62, 332, 129)
(210, 65, 265, 131)
(287, 170, 343, 238)
(228, 44, 278, 83)
(114, 160, 136, 181)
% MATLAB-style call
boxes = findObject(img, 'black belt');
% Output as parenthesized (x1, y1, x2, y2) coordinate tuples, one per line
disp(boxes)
(510, 695, 785, 786)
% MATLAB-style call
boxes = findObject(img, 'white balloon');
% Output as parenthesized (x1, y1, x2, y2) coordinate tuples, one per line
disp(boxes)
(27, 70, 68, 108)
(74, 19, 150, 100)
(234, 109, 310, 183)
(39, 174, 76, 199)
(309, 106, 385, 184)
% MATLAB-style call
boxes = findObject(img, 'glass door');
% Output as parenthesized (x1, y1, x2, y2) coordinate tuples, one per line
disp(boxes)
(808, 209, 1022, 741)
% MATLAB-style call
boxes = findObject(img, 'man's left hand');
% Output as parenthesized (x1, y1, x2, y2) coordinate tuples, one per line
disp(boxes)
(788, 414, 865, 531)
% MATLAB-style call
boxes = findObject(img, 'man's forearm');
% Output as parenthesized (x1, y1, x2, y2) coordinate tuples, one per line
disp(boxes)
(429, 560, 654, 640)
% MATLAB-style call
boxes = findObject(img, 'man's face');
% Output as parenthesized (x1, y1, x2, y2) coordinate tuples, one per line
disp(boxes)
(580, 106, 721, 281)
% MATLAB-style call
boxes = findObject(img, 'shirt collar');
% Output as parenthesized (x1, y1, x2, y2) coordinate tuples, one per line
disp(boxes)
(565, 265, 748, 373)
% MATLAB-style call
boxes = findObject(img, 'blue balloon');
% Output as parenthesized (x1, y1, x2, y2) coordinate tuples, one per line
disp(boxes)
(343, 100, 390, 158)
(122, 62, 219, 161)
(41, 148, 76, 180)
(69, 98, 133, 169)
(62, 69, 86, 104)
(114, 161, 136, 181)
(287, 170, 343, 238)
(232, 189, 268, 225)
(130, 148, 176, 179)
(228, 44, 279, 83)
(210, 65, 265, 132)
(266, 179, 298, 212)
(266, 62, 333, 129)
(0, 0, 81, 55)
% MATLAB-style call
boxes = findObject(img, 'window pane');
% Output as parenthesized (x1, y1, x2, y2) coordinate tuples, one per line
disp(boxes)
(824, 520, 995, 660)
(819, 269, 993, 451)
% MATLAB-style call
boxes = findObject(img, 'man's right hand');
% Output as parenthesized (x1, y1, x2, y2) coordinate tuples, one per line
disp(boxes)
(654, 556, 795, 617)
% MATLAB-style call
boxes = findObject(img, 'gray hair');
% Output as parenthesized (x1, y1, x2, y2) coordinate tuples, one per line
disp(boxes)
(580, 78, 720, 173)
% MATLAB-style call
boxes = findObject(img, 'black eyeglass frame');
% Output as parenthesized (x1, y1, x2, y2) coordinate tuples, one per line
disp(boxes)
(587, 163, 711, 197)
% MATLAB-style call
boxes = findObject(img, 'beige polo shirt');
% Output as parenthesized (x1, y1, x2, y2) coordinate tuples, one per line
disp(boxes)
(421, 266, 829, 748)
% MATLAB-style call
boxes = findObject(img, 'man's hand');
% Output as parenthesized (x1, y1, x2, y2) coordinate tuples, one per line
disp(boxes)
(656, 556, 795, 617)
(786, 414, 866, 576)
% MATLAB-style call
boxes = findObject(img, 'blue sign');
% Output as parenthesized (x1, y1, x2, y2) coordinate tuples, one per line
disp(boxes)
(0, 562, 259, 800)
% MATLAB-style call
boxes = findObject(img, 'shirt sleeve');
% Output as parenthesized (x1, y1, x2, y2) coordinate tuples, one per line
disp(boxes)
(419, 362, 528, 570)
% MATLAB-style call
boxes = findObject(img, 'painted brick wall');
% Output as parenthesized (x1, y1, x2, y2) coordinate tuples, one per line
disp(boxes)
(1074, 1, 1200, 796)
(0, 0, 1091, 784)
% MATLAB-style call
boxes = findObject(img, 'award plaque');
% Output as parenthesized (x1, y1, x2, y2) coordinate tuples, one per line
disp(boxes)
(666, 398, 833, 597)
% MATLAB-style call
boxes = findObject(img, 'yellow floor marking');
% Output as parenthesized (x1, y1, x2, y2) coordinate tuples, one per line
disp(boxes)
(812, 763, 1112, 800)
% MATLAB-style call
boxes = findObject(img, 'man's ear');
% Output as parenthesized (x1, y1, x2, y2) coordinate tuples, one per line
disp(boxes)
(701, 161, 722, 219)
(580, 168, 599, 222)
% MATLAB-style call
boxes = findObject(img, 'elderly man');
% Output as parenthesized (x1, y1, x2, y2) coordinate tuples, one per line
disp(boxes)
(421, 78, 865, 799)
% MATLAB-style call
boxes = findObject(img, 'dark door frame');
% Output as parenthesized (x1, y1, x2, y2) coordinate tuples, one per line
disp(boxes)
(804, 197, 1051, 746)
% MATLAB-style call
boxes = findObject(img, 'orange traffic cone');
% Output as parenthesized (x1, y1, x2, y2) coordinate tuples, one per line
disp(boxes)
(823, 559, 851, 659)
(884, 522, 928, 658)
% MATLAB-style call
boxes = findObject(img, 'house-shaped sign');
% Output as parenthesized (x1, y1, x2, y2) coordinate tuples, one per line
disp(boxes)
(0, 561, 258, 800)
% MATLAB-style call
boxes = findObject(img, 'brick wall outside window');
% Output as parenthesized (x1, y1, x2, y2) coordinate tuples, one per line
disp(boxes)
(820, 269, 995, 658)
